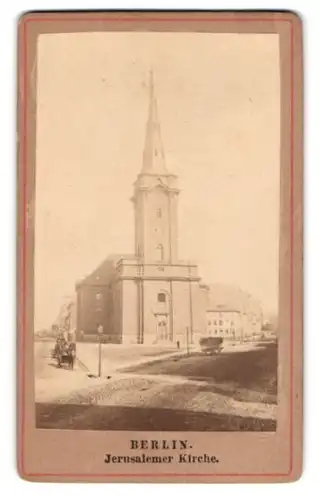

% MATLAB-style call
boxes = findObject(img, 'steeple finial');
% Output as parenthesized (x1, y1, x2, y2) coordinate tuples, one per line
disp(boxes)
(141, 69, 168, 175)
(149, 68, 154, 99)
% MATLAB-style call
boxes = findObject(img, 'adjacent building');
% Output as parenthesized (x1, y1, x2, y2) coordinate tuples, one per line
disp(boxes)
(52, 296, 77, 340)
(205, 284, 263, 341)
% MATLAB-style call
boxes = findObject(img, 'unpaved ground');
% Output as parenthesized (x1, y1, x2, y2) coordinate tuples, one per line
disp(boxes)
(122, 341, 278, 405)
(34, 341, 181, 402)
(36, 372, 276, 431)
(34, 340, 277, 431)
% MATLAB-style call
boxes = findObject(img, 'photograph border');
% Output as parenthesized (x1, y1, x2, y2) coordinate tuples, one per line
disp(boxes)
(17, 11, 302, 482)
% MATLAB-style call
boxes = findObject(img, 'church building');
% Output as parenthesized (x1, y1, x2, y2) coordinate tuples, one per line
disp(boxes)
(75, 72, 207, 344)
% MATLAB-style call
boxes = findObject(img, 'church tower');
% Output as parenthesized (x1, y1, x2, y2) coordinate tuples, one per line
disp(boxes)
(132, 71, 179, 264)
(108, 70, 203, 345)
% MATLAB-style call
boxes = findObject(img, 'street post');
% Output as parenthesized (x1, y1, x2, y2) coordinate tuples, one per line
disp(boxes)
(186, 326, 190, 355)
(97, 324, 103, 377)
(95, 292, 103, 378)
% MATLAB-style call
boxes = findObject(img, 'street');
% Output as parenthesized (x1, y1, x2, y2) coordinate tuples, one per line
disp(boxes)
(35, 340, 277, 431)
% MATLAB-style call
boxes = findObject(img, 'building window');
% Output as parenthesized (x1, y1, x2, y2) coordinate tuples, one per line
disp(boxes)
(208, 321, 211, 326)
(214, 329, 218, 334)
(219, 320, 223, 325)
(214, 320, 217, 325)
(220, 329, 223, 333)
(225, 329, 229, 334)
(158, 293, 166, 303)
(156, 208, 162, 218)
(95, 293, 103, 313)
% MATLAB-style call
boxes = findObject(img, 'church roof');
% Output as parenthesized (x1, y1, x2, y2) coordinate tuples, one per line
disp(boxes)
(141, 70, 169, 176)
(76, 253, 134, 287)
(207, 283, 263, 316)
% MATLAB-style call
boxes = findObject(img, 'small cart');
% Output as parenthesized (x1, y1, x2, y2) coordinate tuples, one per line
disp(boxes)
(199, 336, 224, 355)
(51, 339, 76, 369)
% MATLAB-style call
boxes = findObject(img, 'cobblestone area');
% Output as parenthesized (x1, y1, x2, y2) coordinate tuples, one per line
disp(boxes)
(54, 377, 156, 406)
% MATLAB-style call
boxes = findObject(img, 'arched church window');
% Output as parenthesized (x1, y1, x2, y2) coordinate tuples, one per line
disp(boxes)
(156, 243, 164, 261)
(95, 292, 103, 313)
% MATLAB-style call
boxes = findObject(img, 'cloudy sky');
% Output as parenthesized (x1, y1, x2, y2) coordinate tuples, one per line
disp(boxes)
(34, 31, 280, 330)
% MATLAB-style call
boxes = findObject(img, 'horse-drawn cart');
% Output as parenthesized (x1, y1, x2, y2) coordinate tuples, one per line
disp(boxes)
(51, 339, 76, 369)
(199, 336, 224, 355)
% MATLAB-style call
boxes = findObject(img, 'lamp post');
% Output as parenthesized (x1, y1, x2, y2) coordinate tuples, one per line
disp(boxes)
(95, 293, 103, 377)
(186, 326, 190, 355)
(97, 324, 103, 377)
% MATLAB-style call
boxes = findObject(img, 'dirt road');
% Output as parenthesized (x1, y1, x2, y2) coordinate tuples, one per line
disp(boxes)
(34, 340, 277, 432)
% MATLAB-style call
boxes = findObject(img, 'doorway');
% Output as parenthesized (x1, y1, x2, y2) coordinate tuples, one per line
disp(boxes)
(156, 315, 169, 342)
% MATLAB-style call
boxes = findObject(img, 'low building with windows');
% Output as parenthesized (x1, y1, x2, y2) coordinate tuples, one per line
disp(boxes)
(204, 284, 263, 341)
(206, 308, 242, 340)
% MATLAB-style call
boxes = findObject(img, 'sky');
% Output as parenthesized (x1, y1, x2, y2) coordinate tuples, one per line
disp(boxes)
(34, 32, 280, 331)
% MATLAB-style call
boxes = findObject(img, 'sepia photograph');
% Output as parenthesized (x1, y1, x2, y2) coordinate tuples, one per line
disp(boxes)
(33, 30, 280, 432)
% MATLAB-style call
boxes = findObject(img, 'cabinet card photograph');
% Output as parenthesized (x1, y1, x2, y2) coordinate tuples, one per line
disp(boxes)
(17, 11, 303, 483)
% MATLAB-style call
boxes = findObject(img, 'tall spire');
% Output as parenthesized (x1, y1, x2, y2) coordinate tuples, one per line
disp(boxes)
(141, 70, 168, 175)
